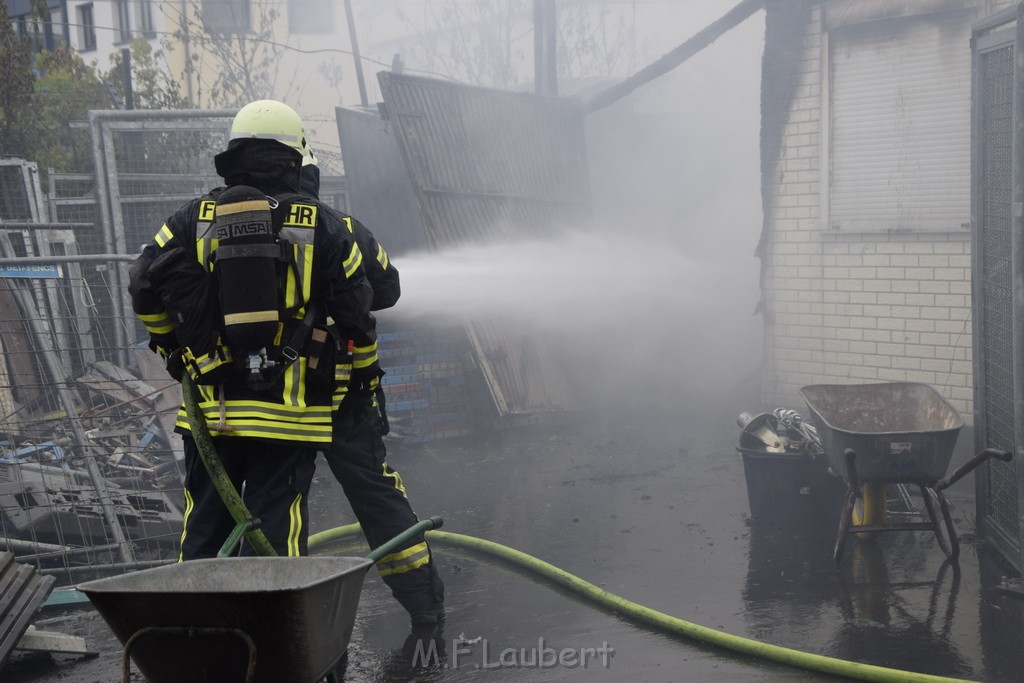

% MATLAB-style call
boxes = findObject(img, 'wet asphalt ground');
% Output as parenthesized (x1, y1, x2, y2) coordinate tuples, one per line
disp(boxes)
(5, 399, 1024, 682)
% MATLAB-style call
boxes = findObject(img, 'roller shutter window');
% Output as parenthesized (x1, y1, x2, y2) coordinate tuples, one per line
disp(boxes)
(828, 11, 972, 232)
(202, 0, 251, 34)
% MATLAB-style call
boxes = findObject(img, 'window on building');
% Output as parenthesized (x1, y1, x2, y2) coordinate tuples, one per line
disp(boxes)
(114, 0, 132, 43)
(203, 0, 251, 34)
(48, 8, 66, 49)
(288, 0, 334, 34)
(77, 3, 96, 51)
(138, 0, 155, 37)
(825, 10, 973, 232)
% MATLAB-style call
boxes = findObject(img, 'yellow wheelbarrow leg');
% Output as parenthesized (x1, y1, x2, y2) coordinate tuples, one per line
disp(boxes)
(851, 482, 887, 541)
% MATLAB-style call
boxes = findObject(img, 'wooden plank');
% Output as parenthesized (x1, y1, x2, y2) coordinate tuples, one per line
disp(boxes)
(15, 626, 93, 655)
(75, 374, 137, 406)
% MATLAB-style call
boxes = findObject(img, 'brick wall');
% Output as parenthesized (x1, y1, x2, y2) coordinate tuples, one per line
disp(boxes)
(758, 0, 995, 418)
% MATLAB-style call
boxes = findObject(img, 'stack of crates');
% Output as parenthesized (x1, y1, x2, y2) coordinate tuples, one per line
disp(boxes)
(377, 321, 474, 444)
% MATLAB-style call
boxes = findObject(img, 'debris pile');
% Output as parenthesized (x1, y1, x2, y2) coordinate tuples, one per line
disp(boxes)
(0, 357, 183, 568)
(736, 407, 824, 456)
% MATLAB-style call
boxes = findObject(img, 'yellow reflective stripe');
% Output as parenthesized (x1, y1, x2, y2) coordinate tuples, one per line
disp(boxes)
(224, 310, 278, 325)
(196, 237, 217, 271)
(332, 386, 348, 409)
(154, 224, 173, 247)
(376, 244, 389, 269)
(283, 361, 306, 408)
(383, 461, 407, 497)
(185, 345, 232, 376)
(379, 541, 428, 564)
(288, 493, 303, 557)
(140, 311, 175, 335)
(332, 361, 352, 408)
(216, 199, 270, 215)
(377, 542, 430, 577)
(352, 344, 378, 369)
(178, 488, 194, 563)
(146, 322, 176, 335)
(187, 399, 333, 419)
(285, 243, 299, 309)
(378, 554, 431, 577)
(196, 383, 215, 402)
(174, 416, 334, 442)
(301, 243, 313, 303)
(343, 243, 363, 279)
(343, 216, 354, 233)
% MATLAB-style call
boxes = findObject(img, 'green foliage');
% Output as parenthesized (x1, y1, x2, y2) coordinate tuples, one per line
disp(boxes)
(104, 39, 190, 110)
(0, 2, 38, 158)
(31, 47, 112, 172)
(2, 20, 187, 174)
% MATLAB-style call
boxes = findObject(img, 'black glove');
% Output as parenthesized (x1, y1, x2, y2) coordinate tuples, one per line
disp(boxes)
(165, 349, 185, 382)
(351, 359, 382, 387)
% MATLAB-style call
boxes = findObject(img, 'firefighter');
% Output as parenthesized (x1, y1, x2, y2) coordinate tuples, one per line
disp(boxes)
(300, 152, 446, 628)
(129, 100, 376, 560)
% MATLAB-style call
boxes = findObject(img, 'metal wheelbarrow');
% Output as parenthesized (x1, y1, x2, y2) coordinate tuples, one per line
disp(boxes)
(800, 383, 1011, 563)
(78, 516, 443, 683)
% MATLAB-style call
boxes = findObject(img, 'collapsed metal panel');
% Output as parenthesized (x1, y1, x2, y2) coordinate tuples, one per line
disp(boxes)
(335, 106, 426, 255)
(971, 12, 1022, 573)
(378, 72, 591, 415)
(0, 551, 55, 669)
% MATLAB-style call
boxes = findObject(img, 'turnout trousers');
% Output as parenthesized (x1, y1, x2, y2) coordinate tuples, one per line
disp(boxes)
(324, 391, 445, 616)
(179, 435, 317, 560)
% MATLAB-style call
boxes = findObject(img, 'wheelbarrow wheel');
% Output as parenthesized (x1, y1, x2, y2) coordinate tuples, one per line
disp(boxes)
(852, 483, 886, 533)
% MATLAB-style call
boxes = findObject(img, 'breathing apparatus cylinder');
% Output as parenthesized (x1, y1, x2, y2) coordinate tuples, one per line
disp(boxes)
(212, 186, 281, 358)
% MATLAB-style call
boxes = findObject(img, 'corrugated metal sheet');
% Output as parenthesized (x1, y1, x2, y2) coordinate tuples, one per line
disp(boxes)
(0, 551, 56, 668)
(378, 72, 592, 415)
(335, 107, 427, 255)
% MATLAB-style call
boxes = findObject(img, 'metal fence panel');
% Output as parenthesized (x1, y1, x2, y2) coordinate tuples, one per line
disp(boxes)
(1, 157, 183, 585)
(972, 17, 1022, 572)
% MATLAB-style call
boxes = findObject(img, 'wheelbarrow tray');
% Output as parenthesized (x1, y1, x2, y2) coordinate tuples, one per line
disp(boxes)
(800, 382, 964, 484)
(78, 556, 373, 683)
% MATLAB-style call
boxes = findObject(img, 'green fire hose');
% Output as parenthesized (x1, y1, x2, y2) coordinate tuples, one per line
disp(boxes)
(309, 524, 976, 683)
(179, 373, 974, 682)
(181, 374, 277, 557)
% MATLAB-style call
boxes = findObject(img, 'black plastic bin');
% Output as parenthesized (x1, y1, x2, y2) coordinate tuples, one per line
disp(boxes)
(738, 447, 846, 525)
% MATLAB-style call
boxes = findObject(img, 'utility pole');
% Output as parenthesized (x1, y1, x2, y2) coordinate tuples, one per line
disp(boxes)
(121, 48, 134, 109)
(343, 0, 369, 107)
(534, 0, 557, 96)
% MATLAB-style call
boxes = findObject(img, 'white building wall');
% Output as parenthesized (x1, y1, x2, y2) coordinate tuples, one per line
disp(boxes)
(759, 1, 1010, 419)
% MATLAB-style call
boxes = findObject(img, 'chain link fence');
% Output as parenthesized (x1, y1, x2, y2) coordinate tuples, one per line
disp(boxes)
(1, 144, 200, 585)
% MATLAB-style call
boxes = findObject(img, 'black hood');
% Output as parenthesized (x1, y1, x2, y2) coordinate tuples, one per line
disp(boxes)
(214, 139, 303, 194)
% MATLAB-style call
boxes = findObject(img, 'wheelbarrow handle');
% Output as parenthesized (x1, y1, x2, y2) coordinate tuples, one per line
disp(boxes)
(935, 448, 1013, 492)
(365, 516, 444, 564)
(843, 449, 861, 495)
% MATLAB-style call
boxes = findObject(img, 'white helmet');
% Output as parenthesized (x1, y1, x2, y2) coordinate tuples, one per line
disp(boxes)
(229, 100, 309, 158)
